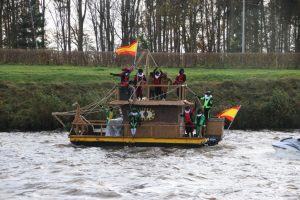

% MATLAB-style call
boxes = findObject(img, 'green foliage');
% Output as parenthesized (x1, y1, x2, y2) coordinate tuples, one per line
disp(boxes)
(138, 34, 150, 49)
(15, 1, 45, 48)
(263, 90, 295, 128)
(0, 65, 299, 131)
(30, 92, 69, 130)
(190, 78, 300, 130)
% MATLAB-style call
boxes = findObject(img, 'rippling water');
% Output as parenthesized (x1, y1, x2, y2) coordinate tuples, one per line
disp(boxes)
(0, 131, 299, 200)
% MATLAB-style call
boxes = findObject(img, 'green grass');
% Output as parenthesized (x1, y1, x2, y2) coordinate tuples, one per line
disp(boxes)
(0, 64, 299, 131)
(0, 64, 299, 84)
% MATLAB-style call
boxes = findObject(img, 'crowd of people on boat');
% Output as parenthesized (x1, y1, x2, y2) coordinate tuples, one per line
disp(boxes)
(110, 65, 187, 101)
(102, 91, 213, 138)
(181, 90, 213, 137)
(107, 66, 213, 138)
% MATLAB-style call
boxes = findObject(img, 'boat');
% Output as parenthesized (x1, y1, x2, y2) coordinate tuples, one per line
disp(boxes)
(52, 83, 224, 147)
(52, 51, 225, 147)
(272, 137, 300, 153)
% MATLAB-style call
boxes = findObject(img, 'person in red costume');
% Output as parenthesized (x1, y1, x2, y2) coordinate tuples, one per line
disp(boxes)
(110, 65, 134, 100)
(173, 68, 186, 98)
(134, 68, 147, 100)
(180, 106, 195, 137)
(110, 65, 134, 87)
(151, 67, 165, 100)
(174, 68, 186, 85)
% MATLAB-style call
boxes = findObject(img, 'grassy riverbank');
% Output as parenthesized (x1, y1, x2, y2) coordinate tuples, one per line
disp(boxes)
(0, 65, 299, 131)
(1, 65, 299, 83)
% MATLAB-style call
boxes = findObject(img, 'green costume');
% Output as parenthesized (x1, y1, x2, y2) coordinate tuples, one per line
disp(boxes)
(198, 93, 213, 120)
(194, 113, 205, 137)
(101, 106, 114, 122)
(128, 108, 141, 137)
(128, 110, 140, 128)
(106, 110, 114, 121)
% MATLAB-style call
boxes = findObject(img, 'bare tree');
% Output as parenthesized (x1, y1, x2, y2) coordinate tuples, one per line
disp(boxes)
(76, 0, 87, 51)
(120, 0, 141, 45)
(0, 0, 299, 52)
(88, 0, 116, 52)
(0, 0, 3, 48)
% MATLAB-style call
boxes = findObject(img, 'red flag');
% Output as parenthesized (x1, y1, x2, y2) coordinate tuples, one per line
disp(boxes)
(216, 105, 241, 121)
(116, 40, 138, 56)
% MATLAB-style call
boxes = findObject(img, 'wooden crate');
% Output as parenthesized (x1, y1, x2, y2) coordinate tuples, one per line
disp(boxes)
(205, 118, 224, 139)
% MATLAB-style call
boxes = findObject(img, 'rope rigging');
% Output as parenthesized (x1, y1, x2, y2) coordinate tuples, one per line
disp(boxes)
(186, 86, 202, 107)
(52, 84, 118, 117)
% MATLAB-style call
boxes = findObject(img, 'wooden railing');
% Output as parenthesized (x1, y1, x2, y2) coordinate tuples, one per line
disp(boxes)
(115, 84, 188, 101)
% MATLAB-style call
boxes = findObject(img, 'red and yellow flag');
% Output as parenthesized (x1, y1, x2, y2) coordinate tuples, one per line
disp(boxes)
(216, 105, 241, 121)
(116, 40, 138, 56)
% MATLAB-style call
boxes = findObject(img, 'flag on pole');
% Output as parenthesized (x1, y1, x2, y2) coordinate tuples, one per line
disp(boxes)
(216, 105, 241, 121)
(116, 40, 138, 56)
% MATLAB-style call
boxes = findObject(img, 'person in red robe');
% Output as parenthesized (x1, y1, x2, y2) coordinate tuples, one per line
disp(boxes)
(181, 106, 195, 137)
(110, 65, 134, 100)
(151, 67, 164, 100)
(134, 68, 147, 100)
(173, 68, 186, 99)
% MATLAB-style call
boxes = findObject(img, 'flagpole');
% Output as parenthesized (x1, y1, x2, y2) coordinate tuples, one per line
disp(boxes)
(133, 40, 138, 67)
(227, 120, 234, 130)
(227, 105, 241, 130)
(133, 51, 137, 67)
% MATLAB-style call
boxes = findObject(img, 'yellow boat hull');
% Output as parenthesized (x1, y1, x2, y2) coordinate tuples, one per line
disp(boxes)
(69, 135, 208, 147)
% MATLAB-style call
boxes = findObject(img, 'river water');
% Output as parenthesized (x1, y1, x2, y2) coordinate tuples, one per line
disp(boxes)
(0, 130, 299, 200)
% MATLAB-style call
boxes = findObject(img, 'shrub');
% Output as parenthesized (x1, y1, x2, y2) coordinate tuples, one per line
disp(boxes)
(263, 89, 295, 128)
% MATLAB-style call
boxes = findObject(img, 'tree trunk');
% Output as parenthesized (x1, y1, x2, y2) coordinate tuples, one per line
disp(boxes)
(269, 0, 276, 52)
(41, 0, 45, 48)
(89, 0, 99, 51)
(189, 5, 198, 53)
(181, 2, 188, 52)
(210, 0, 215, 52)
(58, 1, 66, 51)
(156, 0, 162, 52)
(205, 0, 211, 52)
(11, 0, 16, 48)
(282, 21, 289, 52)
(162, 12, 166, 51)
(296, 20, 300, 52)
(99, 0, 105, 51)
(145, 0, 153, 51)
(77, 0, 87, 51)
(253, 4, 259, 52)
(105, 0, 112, 51)
(67, 0, 71, 51)
(216, 2, 221, 52)
(260, 0, 269, 52)
(0, 0, 3, 48)
(223, 7, 227, 52)
(121, 0, 129, 45)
